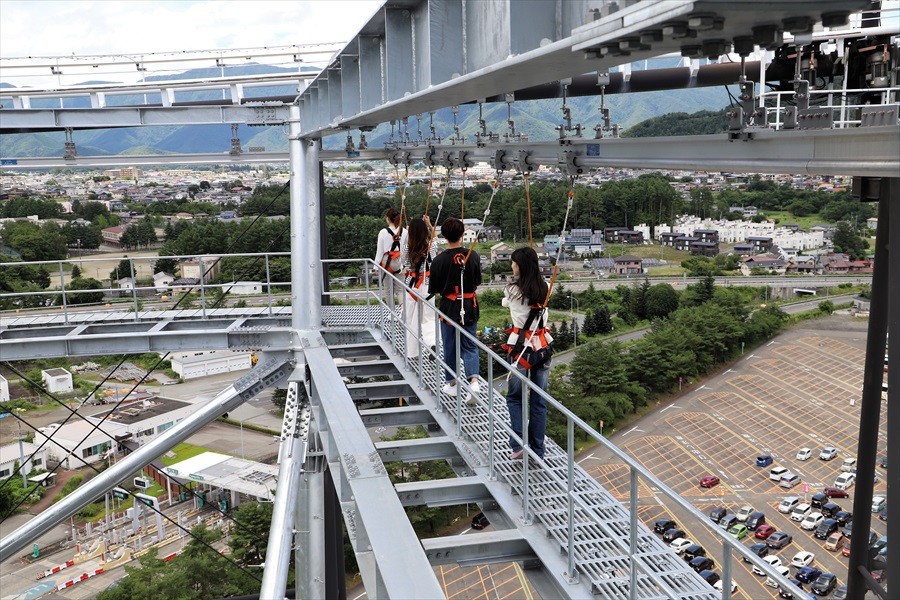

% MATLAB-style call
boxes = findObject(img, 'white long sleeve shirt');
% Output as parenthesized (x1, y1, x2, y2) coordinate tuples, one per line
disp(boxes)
(375, 225, 405, 271)
(502, 286, 553, 350)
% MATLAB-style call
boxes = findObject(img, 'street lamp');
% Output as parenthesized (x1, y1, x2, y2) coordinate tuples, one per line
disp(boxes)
(15, 408, 28, 487)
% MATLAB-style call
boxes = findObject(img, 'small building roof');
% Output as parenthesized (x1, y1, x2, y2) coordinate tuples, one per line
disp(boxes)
(42, 368, 70, 377)
(614, 255, 642, 263)
(163, 451, 278, 500)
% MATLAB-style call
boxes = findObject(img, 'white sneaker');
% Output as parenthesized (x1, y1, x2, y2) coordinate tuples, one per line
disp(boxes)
(441, 382, 458, 396)
(465, 379, 481, 405)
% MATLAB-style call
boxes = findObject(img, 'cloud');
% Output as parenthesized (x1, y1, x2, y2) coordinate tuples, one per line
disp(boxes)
(0, 0, 382, 87)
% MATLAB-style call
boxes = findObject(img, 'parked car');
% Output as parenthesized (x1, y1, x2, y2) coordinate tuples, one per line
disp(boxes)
(736, 505, 755, 522)
(815, 519, 838, 540)
(833, 472, 855, 490)
(796, 447, 812, 461)
(689, 556, 715, 573)
(766, 565, 791, 588)
(709, 506, 728, 523)
(753, 555, 783, 576)
(831, 584, 849, 599)
(878, 508, 887, 522)
(791, 503, 812, 521)
(780, 472, 801, 489)
(820, 502, 841, 519)
(728, 523, 750, 540)
(699, 475, 720, 488)
(834, 510, 853, 526)
(698, 569, 720, 586)
(669, 538, 694, 554)
(770, 466, 790, 481)
(789, 551, 815, 568)
(746, 543, 770, 561)
(778, 578, 805, 598)
(654, 518, 677, 533)
(719, 514, 739, 530)
(755, 524, 777, 539)
(796, 566, 823, 584)
(471, 512, 489, 530)
(746, 511, 766, 530)
(662, 528, 686, 543)
(840, 457, 857, 472)
(800, 512, 824, 531)
(713, 579, 737, 594)
(820, 447, 838, 461)
(682, 544, 706, 562)
(823, 487, 849, 499)
(879, 456, 888, 469)
(810, 493, 828, 510)
(767, 532, 794, 549)
(779, 496, 801, 514)
(811, 573, 837, 596)
(757, 453, 774, 467)
(871, 496, 886, 513)
(824, 532, 845, 551)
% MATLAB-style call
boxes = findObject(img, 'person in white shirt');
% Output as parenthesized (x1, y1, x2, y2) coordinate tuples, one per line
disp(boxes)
(501, 246, 552, 460)
(401, 216, 440, 359)
(374, 207, 405, 295)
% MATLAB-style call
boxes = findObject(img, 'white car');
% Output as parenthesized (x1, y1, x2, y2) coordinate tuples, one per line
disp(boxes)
(800, 512, 824, 531)
(779, 496, 800, 514)
(753, 555, 782, 576)
(796, 447, 812, 461)
(790, 551, 815, 568)
(791, 503, 812, 521)
(872, 496, 886, 513)
(713, 579, 737, 594)
(765, 565, 791, 588)
(834, 472, 856, 490)
(670, 538, 694, 554)
(736, 505, 755, 522)
(820, 446, 838, 460)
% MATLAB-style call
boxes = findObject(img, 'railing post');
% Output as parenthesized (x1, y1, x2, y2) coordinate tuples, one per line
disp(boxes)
(58, 261, 68, 324)
(521, 385, 532, 524)
(487, 359, 496, 480)
(566, 416, 577, 582)
(416, 294, 424, 389)
(433, 310, 442, 401)
(364, 263, 372, 329)
(265, 254, 273, 317)
(455, 325, 462, 436)
(198, 256, 207, 319)
(129, 258, 139, 321)
(629, 466, 638, 600)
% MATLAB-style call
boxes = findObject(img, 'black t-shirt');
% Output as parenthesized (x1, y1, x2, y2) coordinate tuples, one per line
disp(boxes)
(428, 247, 481, 325)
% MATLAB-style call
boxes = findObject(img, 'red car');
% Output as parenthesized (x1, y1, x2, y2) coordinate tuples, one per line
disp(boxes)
(700, 475, 721, 488)
(754, 524, 777, 539)
(824, 487, 850, 499)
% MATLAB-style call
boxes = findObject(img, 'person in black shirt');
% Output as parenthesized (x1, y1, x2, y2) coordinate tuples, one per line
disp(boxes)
(428, 218, 482, 404)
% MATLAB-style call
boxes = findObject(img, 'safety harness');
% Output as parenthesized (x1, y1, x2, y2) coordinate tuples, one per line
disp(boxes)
(380, 226, 403, 278)
(502, 304, 550, 369)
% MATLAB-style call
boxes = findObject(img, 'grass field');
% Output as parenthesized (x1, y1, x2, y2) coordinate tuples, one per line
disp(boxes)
(160, 442, 209, 466)
(762, 210, 824, 230)
(605, 244, 691, 263)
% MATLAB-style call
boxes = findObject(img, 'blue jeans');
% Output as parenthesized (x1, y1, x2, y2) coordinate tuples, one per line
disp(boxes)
(440, 321, 479, 382)
(506, 357, 551, 458)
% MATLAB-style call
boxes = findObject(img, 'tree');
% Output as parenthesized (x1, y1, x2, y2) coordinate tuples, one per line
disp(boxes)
(227, 502, 272, 567)
(571, 340, 628, 395)
(71, 265, 82, 278)
(595, 305, 614, 333)
(582, 309, 599, 336)
(557, 320, 572, 350)
(65, 277, 105, 304)
(110, 259, 133, 282)
(645, 284, 679, 319)
(629, 279, 651, 320)
(831, 221, 869, 260)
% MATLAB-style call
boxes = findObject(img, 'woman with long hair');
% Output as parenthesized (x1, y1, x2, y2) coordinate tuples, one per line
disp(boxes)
(502, 246, 552, 460)
(401, 216, 440, 359)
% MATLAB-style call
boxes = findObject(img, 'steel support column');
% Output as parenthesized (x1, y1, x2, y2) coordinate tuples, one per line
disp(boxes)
(846, 178, 892, 599)
(289, 104, 322, 330)
(322, 464, 347, 600)
(887, 178, 899, 600)
(294, 433, 326, 600)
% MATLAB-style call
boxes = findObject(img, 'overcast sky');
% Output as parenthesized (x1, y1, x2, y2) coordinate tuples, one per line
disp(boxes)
(0, 0, 383, 87)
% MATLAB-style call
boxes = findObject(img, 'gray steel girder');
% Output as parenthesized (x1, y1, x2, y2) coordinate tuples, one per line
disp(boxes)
(375, 436, 459, 463)
(395, 476, 493, 507)
(422, 529, 537, 566)
(359, 406, 437, 428)
(335, 359, 401, 378)
(304, 339, 446, 598)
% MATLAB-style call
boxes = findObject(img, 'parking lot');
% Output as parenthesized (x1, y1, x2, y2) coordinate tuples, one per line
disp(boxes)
(583, 320, 888, 598)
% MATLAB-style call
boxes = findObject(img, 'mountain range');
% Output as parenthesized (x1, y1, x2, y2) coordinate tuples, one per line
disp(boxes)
(0, 63, 735, 158)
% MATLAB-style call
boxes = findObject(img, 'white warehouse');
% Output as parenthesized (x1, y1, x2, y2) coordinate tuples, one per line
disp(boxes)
(169, 350, 253, 380)
(41, 368, 73, 394)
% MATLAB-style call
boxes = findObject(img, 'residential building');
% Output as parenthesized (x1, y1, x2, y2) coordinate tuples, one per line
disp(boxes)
(740, 253, 786, 275)
(480, 225, 502, 241)
(619, 230, 645, 245)
(180, 256, 222, 283)
(153, 271, 175, 293)
(462, 228, 478, 245)
(490, 242, 515, 263)
(0, 442, 47, 479)
(117, 277, 135, 290)
(690, 241, 720, 257)
(0, 373, 8, 402)
(34, 421, 124, 470)
(747, 236, 774, 253)
(613, 255, 643, 276)
(693, 229, 719, 243)
(604, 227, 629, 243)
(658, 231, 680, 247)
(101, 225, 128, 247)
(733, 244, 754, 255)
(41, 368, 73, 394)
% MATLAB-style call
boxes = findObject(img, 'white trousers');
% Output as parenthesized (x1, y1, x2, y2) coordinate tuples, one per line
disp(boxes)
(404, 291, 437, 358)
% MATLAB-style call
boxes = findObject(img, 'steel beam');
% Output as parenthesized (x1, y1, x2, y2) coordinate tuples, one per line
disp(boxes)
(320, 126, 900, 178)
(304, 341, 445, 597)
(394, 476, 492, 507)
(261, 379, 312, 598)
(359, 406, 437, 428)
(0, 152, 289, 169)
(335, 359, 401, 378)
(375, 436, 458, 463)
(326, 342, 389, 361)
(0, 104, 290, 132)
(422, 529, 537, 566)
(345, 380, 417, 402)
(0, 357, 291, 562)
